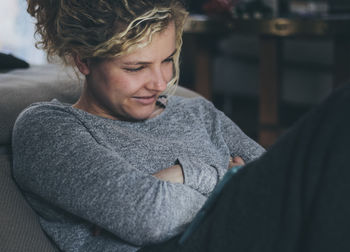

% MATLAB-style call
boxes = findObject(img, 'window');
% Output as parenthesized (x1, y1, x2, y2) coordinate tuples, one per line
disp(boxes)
(0, 0, 46, 65)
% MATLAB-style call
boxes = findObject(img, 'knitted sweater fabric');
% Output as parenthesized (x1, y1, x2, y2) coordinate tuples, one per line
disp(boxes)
(12, 96, 265, 252)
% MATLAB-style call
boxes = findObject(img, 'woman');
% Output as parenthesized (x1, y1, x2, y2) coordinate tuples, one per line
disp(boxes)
(12, 0, 350, 252)
(13, 0, 263, 251)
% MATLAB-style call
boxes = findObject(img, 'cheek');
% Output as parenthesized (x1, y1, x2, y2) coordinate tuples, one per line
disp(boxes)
(112, 74, 148, 95)
(102, 72, 133, 92)
(164, 62, 175, 81)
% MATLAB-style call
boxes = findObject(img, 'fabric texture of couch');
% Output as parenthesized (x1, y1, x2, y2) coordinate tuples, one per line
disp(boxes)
(0, 64, 199, 252)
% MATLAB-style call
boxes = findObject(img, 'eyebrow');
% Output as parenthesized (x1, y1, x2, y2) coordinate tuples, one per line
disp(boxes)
(123, 49, 177, 66)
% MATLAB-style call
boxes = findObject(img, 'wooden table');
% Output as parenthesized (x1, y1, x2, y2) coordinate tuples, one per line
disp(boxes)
(183, 15, 350, 147)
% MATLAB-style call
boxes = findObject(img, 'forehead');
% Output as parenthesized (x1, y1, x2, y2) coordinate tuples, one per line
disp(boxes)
(118, 22, 176, 63)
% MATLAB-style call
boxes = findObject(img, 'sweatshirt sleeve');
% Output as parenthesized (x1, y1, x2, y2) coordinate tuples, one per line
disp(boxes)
(12, 105, 207, 247)
(177, 155, 219, 196)
(199, 98, 265, 163)
(215, 107, 265, 162)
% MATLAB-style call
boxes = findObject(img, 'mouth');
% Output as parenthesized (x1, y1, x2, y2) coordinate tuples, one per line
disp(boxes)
(132, 94, 157, 105)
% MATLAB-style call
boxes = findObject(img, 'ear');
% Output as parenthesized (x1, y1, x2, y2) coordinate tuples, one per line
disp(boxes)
(73, 54, 90, 75)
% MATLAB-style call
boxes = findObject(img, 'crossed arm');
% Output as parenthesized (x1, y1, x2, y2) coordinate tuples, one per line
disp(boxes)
(153, 156, 245, 183)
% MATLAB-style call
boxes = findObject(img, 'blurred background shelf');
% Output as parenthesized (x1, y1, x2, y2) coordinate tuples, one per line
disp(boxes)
(181, 15, 350, 147)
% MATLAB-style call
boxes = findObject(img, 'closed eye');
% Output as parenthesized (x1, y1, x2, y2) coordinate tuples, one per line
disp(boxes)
(163, 57, 174, 63)
(123, 66, 145, 72)
(123, 54, 174, 72)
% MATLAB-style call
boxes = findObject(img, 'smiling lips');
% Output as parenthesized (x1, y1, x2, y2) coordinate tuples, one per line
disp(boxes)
(132, 95, 157, 105)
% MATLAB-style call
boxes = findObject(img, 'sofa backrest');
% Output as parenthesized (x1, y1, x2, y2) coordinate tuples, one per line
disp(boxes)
(0, 64, 199, 251)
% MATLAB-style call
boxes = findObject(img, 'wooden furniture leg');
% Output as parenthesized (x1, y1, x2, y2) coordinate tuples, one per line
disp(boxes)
(194, 36, 213, 100)
(258, 36, 282, 148)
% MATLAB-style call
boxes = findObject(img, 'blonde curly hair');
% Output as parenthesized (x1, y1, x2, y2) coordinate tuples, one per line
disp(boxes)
(27, 0, 188, 92)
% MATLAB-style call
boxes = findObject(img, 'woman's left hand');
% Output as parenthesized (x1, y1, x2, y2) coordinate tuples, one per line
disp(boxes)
(228, 156, 245, 170)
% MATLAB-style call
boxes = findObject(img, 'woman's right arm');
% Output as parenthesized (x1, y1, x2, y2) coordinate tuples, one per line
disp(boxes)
(153, 164, 184, 184)
(12, 106, 206, 246)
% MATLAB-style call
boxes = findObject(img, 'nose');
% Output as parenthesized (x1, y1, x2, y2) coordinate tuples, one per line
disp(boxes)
(148, 66, 168, 92)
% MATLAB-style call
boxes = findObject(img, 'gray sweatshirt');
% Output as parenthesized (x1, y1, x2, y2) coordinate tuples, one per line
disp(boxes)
(12, 96, 265, 252)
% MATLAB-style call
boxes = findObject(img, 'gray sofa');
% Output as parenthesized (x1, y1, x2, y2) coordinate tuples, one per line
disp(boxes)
(0, 64, 199, 252)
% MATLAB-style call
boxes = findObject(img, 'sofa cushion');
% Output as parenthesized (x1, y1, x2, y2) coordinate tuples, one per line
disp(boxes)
(0, 53, 30, 70)
(0, 154, 58, 252)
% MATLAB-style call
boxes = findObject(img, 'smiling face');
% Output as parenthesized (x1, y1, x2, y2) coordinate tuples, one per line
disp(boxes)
(74, 21, 176, 121)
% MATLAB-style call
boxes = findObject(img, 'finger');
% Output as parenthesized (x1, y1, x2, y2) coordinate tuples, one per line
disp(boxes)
(232, 156, 245, 165)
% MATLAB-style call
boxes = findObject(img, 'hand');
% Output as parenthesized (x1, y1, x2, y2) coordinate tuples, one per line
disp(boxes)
(228, 156, 245, 170)
(153, 164, 184, 184)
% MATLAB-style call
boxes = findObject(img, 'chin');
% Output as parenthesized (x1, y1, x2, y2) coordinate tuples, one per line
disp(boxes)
(134, 113, 154, 121)
(123, 111, 154, 121)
